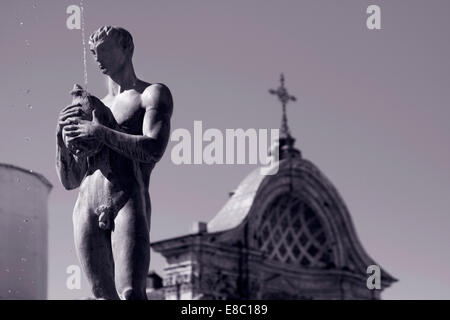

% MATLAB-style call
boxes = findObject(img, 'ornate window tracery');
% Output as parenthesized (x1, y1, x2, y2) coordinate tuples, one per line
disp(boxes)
(256, 194, 335, 268)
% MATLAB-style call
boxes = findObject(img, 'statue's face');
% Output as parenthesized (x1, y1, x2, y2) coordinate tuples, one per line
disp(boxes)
(90, 37, 129, 75)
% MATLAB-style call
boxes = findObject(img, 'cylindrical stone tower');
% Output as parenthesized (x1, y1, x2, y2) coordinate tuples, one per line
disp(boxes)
(0, 163, 52, 299)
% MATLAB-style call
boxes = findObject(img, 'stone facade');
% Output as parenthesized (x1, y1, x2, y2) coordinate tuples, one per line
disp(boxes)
(151, 141, 396, 300)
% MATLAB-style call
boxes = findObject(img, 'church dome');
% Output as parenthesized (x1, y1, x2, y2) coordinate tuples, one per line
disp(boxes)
(207, 154, 397, 289)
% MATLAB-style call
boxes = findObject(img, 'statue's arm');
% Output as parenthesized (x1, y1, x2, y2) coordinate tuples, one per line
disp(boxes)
(56, 132, 87, 190)
(98, 83, 173, 163)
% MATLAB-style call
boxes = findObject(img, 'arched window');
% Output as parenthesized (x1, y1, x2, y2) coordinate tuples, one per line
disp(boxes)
(255, 194, 335, 268)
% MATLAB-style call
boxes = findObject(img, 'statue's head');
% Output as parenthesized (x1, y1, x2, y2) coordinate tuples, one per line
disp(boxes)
(89, 26, 134, 75)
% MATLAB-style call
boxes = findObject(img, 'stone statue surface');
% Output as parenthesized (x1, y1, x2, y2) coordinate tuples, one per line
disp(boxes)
(56, 26, 173, 300)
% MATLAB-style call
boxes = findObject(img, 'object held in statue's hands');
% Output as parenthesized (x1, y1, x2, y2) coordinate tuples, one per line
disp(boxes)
(63, 84, 116, 157)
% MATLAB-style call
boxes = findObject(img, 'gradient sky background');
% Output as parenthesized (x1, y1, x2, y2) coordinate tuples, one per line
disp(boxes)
(1, 0, 449, 299)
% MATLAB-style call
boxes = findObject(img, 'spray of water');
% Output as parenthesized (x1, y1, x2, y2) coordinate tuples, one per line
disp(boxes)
(80, 0, 88, 91)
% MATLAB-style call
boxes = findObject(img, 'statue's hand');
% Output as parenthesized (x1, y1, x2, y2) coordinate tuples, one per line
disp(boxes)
(63, 110, 105, 142)
(57, 103, 84, 136)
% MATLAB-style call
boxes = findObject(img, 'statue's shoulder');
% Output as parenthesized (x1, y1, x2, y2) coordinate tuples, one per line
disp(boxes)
(142, 82, 171, 97)
(141, 82, 173, 113)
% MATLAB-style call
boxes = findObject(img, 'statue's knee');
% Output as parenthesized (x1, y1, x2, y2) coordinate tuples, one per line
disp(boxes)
(120, 287, 146, 300)
(92, 286, 106, 300)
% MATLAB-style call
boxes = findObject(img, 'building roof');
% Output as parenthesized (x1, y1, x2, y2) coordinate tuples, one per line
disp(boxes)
(208, 164, 268, 233)
(0, 163, 52, 191)
(206, 153, 397, 284)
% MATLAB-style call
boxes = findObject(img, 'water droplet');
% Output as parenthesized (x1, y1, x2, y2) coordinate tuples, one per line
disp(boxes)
(23, 219, 29, 223)
(31, 280, 35, 284)
(20, 22, 24, 26)
(8, 289, 12, 294)
(25, 40, 30, 47)
(33, 2, 37, 9)
(26, 186, 31, 191)
(16, 177, 21, 183)
(27, 104, 33, 109)
(25, 137, 31, 142)
(18, 277, 22, 281)
(5, 268, 10, 273)
(25, 89, 31, 94)
(29, 169, 33, 173)
(21, 257, 27, 263)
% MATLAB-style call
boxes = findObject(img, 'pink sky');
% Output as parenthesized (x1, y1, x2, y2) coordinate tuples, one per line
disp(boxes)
(1, 0, 449, 299)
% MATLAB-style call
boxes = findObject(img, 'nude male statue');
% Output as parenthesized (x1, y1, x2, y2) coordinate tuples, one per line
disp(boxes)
(55, 26, 173, 300)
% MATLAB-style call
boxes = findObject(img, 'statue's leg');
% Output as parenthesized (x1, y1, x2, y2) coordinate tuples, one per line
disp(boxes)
(73, 208, 120, 300)
(112, 198, 150, 300)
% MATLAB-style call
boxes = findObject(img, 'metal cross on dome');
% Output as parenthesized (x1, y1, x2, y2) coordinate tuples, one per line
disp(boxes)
(269, 73, 297, 138)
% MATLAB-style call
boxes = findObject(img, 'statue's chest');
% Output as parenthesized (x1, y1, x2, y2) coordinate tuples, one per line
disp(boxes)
(108, 94, 144, 134)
